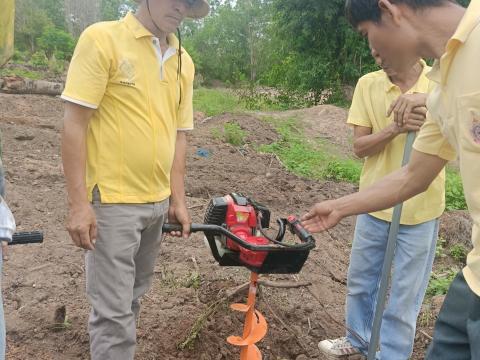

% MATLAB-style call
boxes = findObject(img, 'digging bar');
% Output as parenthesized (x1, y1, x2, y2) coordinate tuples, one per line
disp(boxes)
(367, 131, 416, 360)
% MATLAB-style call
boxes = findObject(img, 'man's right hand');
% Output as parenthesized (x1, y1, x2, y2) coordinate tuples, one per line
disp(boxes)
(67, 203, 97, 250)
(301, 200, 343, 233)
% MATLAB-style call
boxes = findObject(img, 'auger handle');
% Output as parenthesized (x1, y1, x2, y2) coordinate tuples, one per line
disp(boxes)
(162, 223, 315, 252)
(9, 231, 44, 246)
(286, 216, 315, 244)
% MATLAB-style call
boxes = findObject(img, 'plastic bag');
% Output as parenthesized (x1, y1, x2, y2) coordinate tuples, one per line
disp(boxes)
(0, 197, 15, 242)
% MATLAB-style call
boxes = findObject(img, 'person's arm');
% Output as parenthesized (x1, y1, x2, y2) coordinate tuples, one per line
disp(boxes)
(61, 102, 97, 250)
(354, 93, 428, 158)
(301, 149, 447, 232)
(353, 124, 399, 158)
(167, 131, 191, 238)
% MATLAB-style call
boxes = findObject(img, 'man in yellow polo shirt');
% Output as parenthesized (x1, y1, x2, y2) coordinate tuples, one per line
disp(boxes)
(61, 0, 209, 359)
(318, 50, 444, 359)
(303, 0, 480, 358)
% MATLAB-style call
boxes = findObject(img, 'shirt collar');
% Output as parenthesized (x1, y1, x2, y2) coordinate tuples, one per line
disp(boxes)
(384, 59, 428, 93)
(449, 0, 480, 45)
(122, 12, 181, 49)
(428, 0, 480, 84)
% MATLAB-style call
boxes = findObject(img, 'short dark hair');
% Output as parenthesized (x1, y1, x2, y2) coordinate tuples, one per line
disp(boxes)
(345, 0, 451, 28)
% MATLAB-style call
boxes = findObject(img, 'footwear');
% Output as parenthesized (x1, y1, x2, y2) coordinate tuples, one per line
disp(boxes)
(318, 337, 362, 359)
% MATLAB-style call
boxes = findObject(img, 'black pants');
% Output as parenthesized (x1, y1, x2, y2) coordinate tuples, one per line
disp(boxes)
(426, 271, 480, 359)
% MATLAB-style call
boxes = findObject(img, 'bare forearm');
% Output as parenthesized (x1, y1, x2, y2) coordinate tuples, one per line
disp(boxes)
(61, 103, 93, 207)
(170, 132, 187, 204)
(354, 124, 399, 158)
(334, 150, 447, 218)
(62, 122, 89, 206)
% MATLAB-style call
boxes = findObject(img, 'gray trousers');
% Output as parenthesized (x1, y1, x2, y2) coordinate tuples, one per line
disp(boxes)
(86, 188, 168, 360)
(426, 271, 480, 359)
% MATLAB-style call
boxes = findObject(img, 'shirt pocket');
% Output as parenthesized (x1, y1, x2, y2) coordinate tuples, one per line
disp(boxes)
(457, 91, 480, 152)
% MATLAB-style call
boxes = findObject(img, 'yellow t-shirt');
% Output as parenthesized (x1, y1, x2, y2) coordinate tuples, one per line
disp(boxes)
(413, 0, 480, 295)
(348, 63, 445, 225)
(62, 12, 194, 203)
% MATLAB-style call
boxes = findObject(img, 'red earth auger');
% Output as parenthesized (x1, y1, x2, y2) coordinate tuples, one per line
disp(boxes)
(163, 193, 316, 360)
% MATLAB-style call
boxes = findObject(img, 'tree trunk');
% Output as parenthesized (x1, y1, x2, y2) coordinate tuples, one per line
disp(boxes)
(0, 76, 64, 95)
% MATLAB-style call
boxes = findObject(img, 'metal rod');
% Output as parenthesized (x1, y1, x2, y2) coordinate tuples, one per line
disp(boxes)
(367, 131, 416, 360)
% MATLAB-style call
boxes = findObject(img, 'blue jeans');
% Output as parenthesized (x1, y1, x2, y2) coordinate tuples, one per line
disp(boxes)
(346, 214, 439, 360)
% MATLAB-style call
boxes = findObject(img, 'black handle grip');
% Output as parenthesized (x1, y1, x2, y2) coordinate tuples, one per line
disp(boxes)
(162, 224, 205, 233)
(10, 231, 44, 246)
(286, 216, 315, 244)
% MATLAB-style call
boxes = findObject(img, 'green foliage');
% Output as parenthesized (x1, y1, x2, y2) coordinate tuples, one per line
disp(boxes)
(193, 88, 244, 116)
(426, 269, 458, 297)
(237, 87, 314, 111)
(322, 159, 362, 183)
(37, 27, 75, 59)
(48, 54, 65, 75)
(11, 50, 29, 63)
(0, 67, 43, 80)
(30, 50, 49, 68)
(446, 169, 467, 211)
(259, 118, 330, 178)
(435, 237, 447, 259)
(183, 0, 271, 85)
(101, 0, 137, 21)
(183, 0, 377, 101)
(223, 122, 246, 146)
(450, 244, 467, 263)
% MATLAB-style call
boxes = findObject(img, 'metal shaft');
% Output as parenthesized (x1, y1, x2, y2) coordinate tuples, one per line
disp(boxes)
(367, 132, 416, 360)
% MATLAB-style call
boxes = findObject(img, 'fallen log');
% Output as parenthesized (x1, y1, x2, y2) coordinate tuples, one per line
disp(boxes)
(0, 76, 64, 96)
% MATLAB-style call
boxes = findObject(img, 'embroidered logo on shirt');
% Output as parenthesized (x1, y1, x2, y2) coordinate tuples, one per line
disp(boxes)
(471, 111, 480, 144)
(119, 59, 136, 87)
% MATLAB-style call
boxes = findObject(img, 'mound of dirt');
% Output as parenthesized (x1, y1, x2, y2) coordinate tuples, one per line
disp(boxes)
(263, 105, 354, 157)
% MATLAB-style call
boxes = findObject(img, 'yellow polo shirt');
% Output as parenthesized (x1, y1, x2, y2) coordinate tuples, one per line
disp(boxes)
(348, 62, 445, 225)
(413, 0, 480, 295)
(62, 12, 194, 203)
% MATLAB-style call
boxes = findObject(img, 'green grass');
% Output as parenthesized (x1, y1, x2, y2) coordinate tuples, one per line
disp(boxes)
(258, 117, 360, 180)
(446, 168, 467, 211)
(193, 87, 308, 117)
(426, 269, 458, 297)
(450, 244, 467, 263)
(223, 122, 246, 146)
(322, 159, 362, 183)
(193, 88, 245, 117)
(0, 67, 44, 80)
(257, 116, 467, 212)
(211, 122, 247, 146)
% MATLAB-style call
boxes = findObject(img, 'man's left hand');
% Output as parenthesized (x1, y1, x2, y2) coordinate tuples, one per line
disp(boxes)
(167, 201, 191, 238)
(387, 93, 428, 128)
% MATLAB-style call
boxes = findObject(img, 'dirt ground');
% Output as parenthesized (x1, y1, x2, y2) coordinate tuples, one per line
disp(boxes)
(0, 93, 472, 359)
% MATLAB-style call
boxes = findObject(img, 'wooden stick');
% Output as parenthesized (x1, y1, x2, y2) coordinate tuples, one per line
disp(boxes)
(419, 329, 433, 341)
(258, 279, 311, 288)
(191, 256, 200, 273)
(188, 204, 205, 210)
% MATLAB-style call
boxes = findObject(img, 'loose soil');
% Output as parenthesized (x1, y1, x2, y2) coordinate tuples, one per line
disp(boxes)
(0, 94, 470, 359)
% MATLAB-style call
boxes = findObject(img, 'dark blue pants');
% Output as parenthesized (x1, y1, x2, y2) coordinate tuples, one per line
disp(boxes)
(426, 271, 480, 359)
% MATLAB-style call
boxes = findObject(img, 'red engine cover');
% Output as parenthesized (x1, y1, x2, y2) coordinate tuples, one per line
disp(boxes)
(224, 195, 269, 268)
(239, 236, 269, 268)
